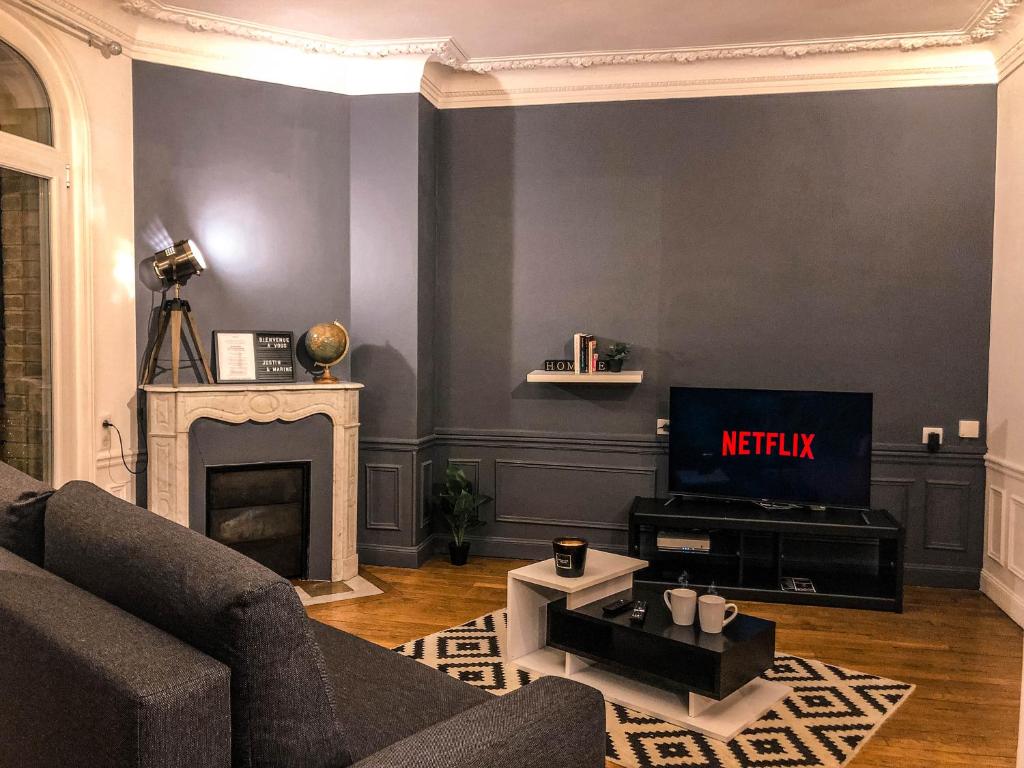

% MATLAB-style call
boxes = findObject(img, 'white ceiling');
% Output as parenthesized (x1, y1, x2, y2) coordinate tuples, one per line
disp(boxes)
(163, 0, 994, 58)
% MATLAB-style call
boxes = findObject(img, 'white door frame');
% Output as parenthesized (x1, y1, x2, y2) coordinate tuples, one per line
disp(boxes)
(0, 7, 96, 485)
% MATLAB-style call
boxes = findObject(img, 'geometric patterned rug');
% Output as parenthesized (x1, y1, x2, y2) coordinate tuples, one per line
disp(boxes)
(394, 611, 914, 768)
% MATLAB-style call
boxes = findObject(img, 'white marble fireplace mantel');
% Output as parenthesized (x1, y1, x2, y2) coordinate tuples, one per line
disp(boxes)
(142, 383, 363, 582)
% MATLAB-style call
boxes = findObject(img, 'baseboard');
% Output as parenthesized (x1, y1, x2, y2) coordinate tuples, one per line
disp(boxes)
(981, 569, 1024, 628)
(904, 562, 980, 589)
(358, 536, 437, 568)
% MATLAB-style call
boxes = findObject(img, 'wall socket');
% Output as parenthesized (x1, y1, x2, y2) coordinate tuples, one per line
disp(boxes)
(100, 414, 112, 449)
(921, 426, 943, 445)
(656, 418, 670, 436)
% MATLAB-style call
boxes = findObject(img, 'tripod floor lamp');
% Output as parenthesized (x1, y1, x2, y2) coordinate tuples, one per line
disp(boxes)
(140, 239, 214, 387)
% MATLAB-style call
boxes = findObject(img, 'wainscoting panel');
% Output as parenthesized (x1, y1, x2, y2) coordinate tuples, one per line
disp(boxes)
(365, 464, 402, 531)
(870, 478, 914, 526)
(357, 431, 985, 587)
(493, 460, 656, 531)
(419, 459, 434, 530)
(986, 485, 1006, 565)
(981, 456, 1024, 627)
(923, 480, 971, 552)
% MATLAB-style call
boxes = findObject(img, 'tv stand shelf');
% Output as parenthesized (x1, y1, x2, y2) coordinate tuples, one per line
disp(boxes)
(629, 497, 904, 612)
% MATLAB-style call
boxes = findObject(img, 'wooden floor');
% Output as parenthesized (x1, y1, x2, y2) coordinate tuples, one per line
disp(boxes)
(308, 556, 1023, 768)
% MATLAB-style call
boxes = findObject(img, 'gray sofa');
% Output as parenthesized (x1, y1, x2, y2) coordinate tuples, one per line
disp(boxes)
(0, 463, 605, 768)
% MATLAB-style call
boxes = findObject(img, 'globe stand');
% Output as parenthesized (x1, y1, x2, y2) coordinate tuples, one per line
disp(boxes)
(314, 364, 339, 384)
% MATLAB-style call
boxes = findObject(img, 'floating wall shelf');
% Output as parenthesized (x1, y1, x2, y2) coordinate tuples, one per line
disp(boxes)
(526, 370, 644, 384)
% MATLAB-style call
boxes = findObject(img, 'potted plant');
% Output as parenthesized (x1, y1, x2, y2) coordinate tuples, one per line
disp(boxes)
(605, 342, 631, 372)
(438, 465, 490, 566)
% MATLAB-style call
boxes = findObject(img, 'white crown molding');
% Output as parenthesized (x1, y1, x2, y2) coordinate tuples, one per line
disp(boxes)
(10, 0, 1021, 106)
(116, 0, 1021, 74)
(119, 0, 468, 65)
(422, 61, 998, 109)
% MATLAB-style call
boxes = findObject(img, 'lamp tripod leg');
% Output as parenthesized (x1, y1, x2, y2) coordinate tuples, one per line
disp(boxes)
(169, 307, 183, 388)
(182, 306, 214, 384)
(140, 307, 171, 386)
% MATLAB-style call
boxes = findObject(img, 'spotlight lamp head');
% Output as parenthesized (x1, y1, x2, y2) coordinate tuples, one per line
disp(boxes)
(152, 239, 206, 287)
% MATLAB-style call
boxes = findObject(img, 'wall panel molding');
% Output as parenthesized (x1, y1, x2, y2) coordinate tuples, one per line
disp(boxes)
(870, 477, 914, 526)
(1006, 494, 1024, 580)
(987, 485, 1007, 564)
(923, 480, 971, 552)
(493, 459, 656, 531)
(364, 463, 402, 531)
(419, 459, 434, 529)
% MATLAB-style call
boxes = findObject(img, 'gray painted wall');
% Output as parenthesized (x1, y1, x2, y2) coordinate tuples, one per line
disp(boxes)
(132, 61, 351, 386)
(427, 87, 996, 586)
(435, 87, 995, 443)
(349, 94, 438, 566)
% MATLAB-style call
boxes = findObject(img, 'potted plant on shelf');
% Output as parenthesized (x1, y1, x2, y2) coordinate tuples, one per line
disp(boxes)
(438, 465, 490, 566)
(605, 342, 631, 372)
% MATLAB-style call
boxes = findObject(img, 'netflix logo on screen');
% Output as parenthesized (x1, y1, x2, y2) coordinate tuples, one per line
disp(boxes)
(722, 431, 815, 459)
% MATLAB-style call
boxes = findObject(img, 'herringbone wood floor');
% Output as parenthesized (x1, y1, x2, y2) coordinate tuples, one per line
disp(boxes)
(308, 556, 1022, 768)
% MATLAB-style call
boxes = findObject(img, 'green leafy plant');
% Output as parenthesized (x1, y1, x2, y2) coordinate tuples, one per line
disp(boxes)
(607, 342, 631, 361)
(438, 465, 491, 547)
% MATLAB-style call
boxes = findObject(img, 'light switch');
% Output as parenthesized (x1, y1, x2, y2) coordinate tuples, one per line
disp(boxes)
(959, 420, 980, 439)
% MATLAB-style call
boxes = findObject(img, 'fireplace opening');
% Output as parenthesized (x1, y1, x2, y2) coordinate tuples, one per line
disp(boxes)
(206, 461, 310, 578)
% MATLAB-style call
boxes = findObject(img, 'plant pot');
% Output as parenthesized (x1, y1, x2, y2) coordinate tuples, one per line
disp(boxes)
(606, 358, 624, 372)
(449, 542, 470, 566)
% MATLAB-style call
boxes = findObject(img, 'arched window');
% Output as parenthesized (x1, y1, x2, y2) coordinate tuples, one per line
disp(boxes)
(0, 39, 52, 146)
(0, 38, 53, 480)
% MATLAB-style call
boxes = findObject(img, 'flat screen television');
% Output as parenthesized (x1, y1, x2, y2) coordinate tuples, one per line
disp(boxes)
(669, 387, 873, 509)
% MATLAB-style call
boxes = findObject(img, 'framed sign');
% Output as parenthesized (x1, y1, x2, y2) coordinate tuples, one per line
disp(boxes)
(213, 331, 295, 383)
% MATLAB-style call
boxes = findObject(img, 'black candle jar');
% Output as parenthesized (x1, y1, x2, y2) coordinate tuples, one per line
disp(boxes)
(552, 537, 588, 578)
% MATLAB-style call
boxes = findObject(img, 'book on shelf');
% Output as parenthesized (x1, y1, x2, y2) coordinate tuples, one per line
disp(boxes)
(572, 332, 596, 374)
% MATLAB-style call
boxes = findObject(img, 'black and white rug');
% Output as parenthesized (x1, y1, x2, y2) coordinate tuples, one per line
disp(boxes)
(394, 611, 913, 768)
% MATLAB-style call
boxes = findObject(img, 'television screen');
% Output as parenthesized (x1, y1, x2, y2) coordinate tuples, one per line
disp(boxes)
(669, 387, 873, 509)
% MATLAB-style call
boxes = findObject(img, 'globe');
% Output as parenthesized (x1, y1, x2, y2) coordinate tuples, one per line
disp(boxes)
(304, 321, 349, 383)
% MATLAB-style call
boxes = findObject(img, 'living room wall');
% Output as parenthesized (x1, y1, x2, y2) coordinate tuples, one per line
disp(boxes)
(132, 61, 351, 387)
(431, 86, 997, 586)
(131, 61, 351, 507)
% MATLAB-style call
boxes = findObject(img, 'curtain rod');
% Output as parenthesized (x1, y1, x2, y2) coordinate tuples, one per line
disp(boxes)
(13, 0, 123, 58)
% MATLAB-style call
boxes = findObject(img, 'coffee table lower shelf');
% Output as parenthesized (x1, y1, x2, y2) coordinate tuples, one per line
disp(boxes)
(514, 646, 790, 742)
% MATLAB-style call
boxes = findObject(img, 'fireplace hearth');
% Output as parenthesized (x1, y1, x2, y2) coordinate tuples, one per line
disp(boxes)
(206, 461, 310, 578)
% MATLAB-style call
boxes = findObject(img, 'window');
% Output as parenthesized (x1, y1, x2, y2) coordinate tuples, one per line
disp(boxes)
(0, 39, 52, 146)
(0, 38, 53, 481)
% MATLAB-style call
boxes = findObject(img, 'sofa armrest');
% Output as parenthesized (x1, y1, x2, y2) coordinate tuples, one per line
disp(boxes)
(350, 676, 606, 768)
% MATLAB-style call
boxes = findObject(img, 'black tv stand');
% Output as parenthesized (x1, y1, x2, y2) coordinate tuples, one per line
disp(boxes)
(630, 496, 904, 612)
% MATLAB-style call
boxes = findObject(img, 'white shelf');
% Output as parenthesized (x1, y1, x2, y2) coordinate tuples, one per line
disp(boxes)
(526, 370, 644, 384)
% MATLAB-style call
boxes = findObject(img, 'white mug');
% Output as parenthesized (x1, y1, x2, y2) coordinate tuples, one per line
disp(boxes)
(698, 594, 738, 633)
(663, 588, 697, 626)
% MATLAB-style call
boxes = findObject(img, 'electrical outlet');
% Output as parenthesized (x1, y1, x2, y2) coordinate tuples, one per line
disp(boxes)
(656, 418, 670, 436)
(100, 414, 112, 449)
(921, 427, 943, 445)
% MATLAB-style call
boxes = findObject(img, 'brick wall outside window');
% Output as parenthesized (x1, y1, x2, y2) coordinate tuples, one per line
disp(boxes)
(0, 167, 49, 481)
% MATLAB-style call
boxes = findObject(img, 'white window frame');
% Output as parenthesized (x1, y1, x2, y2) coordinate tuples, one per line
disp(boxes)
(0, 9, 96, 486)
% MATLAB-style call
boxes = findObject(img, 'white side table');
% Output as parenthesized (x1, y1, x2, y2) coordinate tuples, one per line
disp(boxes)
(505, 549, 647, 669)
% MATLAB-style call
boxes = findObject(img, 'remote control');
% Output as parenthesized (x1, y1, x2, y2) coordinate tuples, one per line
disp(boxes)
(630, 600, 648, 625)
(602, 599, 635, 617)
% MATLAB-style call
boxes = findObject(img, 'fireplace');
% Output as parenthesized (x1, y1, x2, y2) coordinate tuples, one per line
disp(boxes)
(206, 461, 310, 578)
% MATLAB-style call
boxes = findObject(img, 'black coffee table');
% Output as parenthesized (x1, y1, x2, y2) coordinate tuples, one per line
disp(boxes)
(541, 584, 790, 741)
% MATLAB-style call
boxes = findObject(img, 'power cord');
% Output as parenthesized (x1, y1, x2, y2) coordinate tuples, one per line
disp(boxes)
(102, 419, 146, 475)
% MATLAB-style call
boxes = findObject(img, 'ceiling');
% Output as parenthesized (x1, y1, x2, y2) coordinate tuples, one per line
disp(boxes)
(150, 0, 998, 60)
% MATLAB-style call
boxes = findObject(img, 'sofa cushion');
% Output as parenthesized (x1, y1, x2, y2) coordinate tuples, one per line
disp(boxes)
(310, 619, 492, 762)
(44, 481, 349, 768)
(0, 547, 232, 768)
(0, 460, 53, 565)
